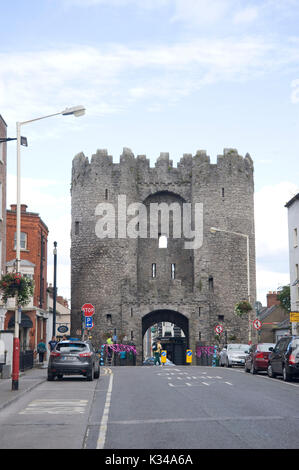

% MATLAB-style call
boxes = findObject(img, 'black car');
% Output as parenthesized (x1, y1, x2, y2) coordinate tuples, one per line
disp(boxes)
(267, 336, 299, 381)
(48, 340, 100, 381)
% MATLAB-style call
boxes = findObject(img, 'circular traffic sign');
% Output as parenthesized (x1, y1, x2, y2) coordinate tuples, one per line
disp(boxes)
(253, 319, 262, 330)
(214, 324, 223, 334)
(82, 303, 95, 317)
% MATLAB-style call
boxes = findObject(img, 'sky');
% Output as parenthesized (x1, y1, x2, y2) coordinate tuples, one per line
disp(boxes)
(1, 0, 299, 306)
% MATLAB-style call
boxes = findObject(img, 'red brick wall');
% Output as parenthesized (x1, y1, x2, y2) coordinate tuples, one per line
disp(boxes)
(6, 205, 48, 309)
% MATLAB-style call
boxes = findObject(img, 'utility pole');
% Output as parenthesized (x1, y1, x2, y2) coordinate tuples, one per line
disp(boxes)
(52, 242, 57, 338)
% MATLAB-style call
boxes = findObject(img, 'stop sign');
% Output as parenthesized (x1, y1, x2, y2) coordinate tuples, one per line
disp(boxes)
(82, 303, 95, 317)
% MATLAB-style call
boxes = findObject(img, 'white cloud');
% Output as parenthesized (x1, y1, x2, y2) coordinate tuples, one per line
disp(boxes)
(233, 7, 258, 24)
(291, 79, 299, 103)
(255, 181, 299, 257)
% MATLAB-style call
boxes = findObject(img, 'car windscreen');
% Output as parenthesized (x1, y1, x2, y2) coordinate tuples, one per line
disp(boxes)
(55, 343, 88, 353)
(227, 344, 248, 351)
(290, 339, 299, 351)
(257, 343, 275, 352)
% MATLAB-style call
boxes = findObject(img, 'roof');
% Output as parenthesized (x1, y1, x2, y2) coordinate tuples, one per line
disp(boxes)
(285, 192, 299, 208)
(274, 318, 291, 330)
(258, 305, 278, 321)
(0, 115, 7, 127)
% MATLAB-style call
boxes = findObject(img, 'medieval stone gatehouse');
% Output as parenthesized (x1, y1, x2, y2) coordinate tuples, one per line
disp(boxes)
(71, 148, 256, 364)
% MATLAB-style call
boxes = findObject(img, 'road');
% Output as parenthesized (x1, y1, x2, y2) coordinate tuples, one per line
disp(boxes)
(0, 365, 298, 449)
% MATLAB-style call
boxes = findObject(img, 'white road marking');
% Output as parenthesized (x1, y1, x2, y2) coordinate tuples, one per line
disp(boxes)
(19, 399, 88, 415)
(96, 372, 114, 449)
(225, 382, 233, 386)
(202, 382, 210, 386)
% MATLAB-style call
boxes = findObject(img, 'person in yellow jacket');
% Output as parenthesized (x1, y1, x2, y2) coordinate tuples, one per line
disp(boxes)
(153, 340, 162, 365)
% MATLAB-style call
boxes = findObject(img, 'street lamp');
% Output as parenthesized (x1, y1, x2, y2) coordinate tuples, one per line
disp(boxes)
(12, 105, 85, 391)
(210, 226, 252, 342)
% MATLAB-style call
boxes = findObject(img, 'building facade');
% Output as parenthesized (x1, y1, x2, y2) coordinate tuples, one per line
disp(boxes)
(0, 115, 7, 330)
(4, 204, 49, 354)
(71, 148, 256, 364)
(285, 193, 299, 335)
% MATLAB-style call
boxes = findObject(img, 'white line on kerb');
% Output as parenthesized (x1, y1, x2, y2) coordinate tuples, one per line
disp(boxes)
(96, 372, 114, 449)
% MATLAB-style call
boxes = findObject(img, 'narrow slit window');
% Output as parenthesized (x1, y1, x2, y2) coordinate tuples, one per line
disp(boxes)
(152, 263, 156, 278)
(171, 263, 176, 280)
(131, 330, 134, 341)
(130, 307, 133, 317)
(105, 189, 109, 200)
(222, 188, 225, 197)
(106, 314, 112, 325)
(198, 307, 201, 317)
(75, 221, 80, 235)
(208, 275, 214, 291)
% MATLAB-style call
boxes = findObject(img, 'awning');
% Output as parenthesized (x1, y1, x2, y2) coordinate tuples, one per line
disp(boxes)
(8, 313, 33, 329)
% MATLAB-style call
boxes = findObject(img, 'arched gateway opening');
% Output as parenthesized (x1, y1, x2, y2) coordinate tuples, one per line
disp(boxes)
(142, 310, 189, 365)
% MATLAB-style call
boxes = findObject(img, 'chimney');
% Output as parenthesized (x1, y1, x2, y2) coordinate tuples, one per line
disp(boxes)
(10, 204, 28, 213)
(267, 291, 280, 308)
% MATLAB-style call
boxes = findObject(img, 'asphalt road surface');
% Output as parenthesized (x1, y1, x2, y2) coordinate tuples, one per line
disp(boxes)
(0, 365, 298, 449)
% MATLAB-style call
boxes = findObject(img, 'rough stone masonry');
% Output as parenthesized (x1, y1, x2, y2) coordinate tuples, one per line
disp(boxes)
(70, 147, 256, 364)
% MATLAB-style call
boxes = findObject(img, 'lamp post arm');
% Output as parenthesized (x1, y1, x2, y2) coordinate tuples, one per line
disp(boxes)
(19, 111, 63, 127)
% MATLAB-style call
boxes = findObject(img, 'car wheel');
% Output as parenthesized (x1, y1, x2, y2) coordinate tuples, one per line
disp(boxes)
(250, 364, 256, 375)
(47, 372, 55, 381)
(244, 363, 249, 373)
(267, 364, 276, 378)
(87, 368, 94, 381)
(282, 365, 291, 382)
(94, 367, 100, 379)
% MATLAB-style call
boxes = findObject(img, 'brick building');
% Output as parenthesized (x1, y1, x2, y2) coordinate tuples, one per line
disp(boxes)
(0, 115, 7, 330)
(257, 291, 291, 342)
(71, 147, 256, 364)
(4, 204, 49, 353)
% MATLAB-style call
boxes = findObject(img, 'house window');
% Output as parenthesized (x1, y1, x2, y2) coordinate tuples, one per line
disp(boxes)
(208, 276, 214, 291)
(152, 263, 156, 278)
(171, 263, 176, 280)
(14, 232, 27, 250)
(218, 315, 224, 321)
(294, 228, 298, 248)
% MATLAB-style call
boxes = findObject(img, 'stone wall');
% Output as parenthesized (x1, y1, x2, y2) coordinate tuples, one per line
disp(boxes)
(71, 147, 256, 363)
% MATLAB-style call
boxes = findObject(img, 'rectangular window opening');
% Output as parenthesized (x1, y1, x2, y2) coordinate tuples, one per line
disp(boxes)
(294, 228, 298, 247)
(171, 263, 176, 280)
(75, 221, 80, 235)
(106, 314, 112, 325)
(152, 263, 156, 278)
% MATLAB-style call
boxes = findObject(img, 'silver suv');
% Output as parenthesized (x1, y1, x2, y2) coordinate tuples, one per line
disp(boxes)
(47, 340, 100, 381)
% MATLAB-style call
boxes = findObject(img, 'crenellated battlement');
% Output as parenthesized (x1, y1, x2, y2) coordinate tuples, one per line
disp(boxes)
(71, 147, 254, 189)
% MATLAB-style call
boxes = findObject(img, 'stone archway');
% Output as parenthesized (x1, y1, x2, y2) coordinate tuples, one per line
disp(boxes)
(142, 309, 189, 365)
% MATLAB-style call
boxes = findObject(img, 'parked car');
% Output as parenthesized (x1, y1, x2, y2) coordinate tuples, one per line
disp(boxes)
(47, 340, 100, 381)
(267, 336, 299, 381)
(244, 343, 275, 374)
(143, 356, 175, 366)
(219, 344, 249, 367)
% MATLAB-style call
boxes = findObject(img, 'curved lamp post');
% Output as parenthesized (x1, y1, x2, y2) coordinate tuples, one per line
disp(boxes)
(210, 226, 251, 342)
(12, 105, 85, 391)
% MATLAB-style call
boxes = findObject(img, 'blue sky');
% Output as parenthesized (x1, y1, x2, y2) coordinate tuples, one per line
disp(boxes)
(1, 0, 299, 304)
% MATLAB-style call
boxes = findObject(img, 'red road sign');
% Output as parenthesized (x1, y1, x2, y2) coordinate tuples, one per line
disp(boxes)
(253, 319, 262, 330)
(214, 324, 223, 334)
(82, 303, 95, 317)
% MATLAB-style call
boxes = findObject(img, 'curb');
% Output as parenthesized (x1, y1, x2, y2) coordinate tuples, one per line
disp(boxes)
(0, 377, 47, 412)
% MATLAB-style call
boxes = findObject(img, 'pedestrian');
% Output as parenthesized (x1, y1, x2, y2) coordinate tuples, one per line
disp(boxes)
(48, 336, 57, 352)
(37, 339, 47, 363)
(119, 350, 126, 366)
(153, 340, 162, 366)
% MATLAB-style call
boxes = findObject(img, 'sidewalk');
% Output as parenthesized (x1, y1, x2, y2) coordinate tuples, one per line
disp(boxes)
(0, 364, 47, 411)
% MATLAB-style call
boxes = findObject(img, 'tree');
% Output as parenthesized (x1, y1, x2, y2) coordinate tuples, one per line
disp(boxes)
(277, 285, 291, 312)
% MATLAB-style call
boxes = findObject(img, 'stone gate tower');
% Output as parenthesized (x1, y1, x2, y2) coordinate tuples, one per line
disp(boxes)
(71, 148, 256, 363)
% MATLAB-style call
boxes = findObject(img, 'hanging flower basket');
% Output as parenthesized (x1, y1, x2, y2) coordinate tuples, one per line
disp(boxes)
(234, 300, 252, 317)
(0, 272, 34, 307)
